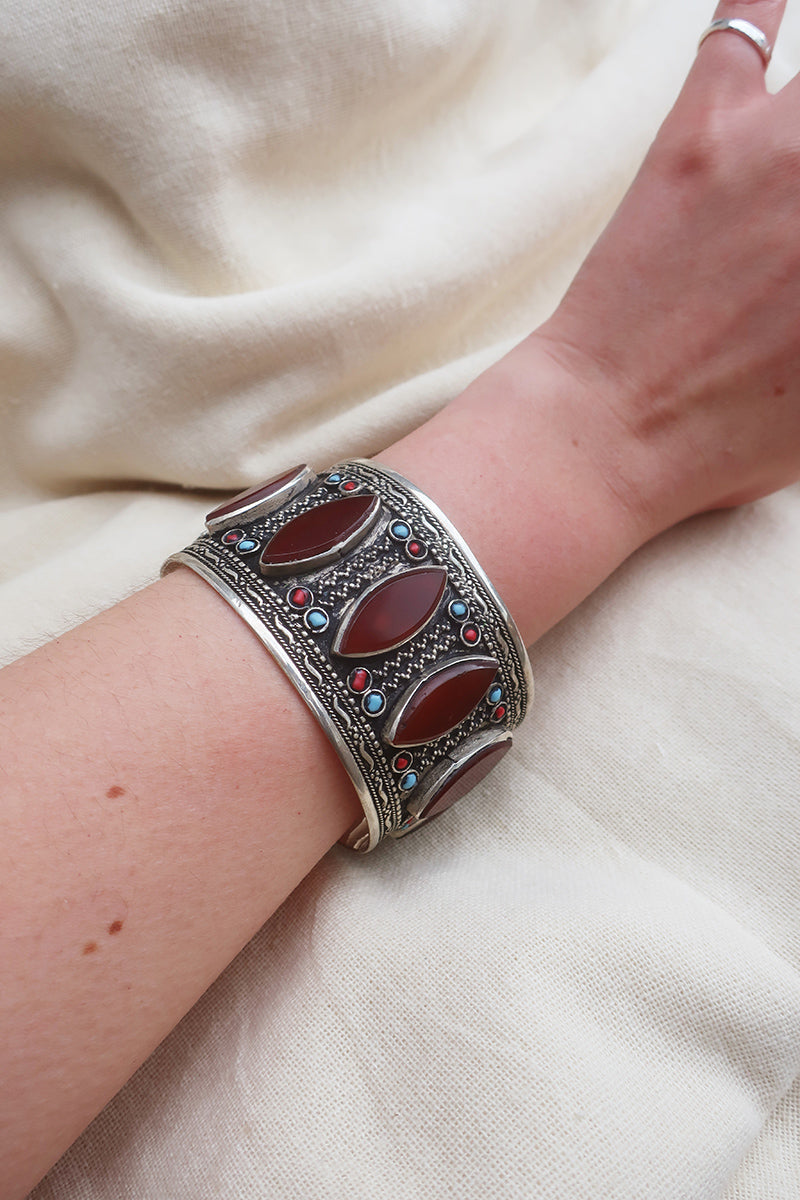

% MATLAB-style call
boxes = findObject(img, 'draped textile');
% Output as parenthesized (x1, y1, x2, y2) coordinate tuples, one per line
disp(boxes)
(2, 1, 799, 1195)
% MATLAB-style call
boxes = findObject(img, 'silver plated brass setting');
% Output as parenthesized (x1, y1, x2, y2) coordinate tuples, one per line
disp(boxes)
(165, 459, 533, 852)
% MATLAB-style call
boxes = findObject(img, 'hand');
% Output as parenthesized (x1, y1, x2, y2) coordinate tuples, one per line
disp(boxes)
(535, 0, 800, 534)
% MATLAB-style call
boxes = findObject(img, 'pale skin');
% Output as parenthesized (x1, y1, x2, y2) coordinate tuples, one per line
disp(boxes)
(2, 1, 800, 1194)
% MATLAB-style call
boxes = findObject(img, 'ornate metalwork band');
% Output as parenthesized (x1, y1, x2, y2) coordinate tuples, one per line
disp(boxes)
(163, 460, 533, 852)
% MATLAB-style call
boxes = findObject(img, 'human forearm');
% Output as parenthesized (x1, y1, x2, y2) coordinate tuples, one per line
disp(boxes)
(0, 335, 651, 1198)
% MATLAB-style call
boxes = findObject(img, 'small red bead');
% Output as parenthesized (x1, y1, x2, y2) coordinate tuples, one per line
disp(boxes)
(342, 480, 357, 491)
(290, 587, 311, 608)
(349, 668, 370, 693)
(494, 704, 507, 720)
(464, 628, 478, 643)
(394, 755, 410, 771)
(408, 541, 420, 555)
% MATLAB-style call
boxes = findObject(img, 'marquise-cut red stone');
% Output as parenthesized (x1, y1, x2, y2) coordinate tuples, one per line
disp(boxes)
(206, 464, 309, 527)
(334, 567, 446, 658)
(386, 656, 499, 747)
(420, 739, 511, 821)
(260, 494, 379, 574)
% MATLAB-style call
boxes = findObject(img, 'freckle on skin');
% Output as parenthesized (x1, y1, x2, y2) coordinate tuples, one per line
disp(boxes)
(106, 785, 125, 799)
(108, 920, 123, 935)
(82, 942, 98, 955)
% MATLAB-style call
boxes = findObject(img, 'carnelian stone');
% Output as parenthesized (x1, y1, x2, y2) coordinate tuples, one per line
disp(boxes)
(260, 494, 379, 572)
(206, 464, 308, 527)
(420, 739, 511, 820)
(334, 567, 446, 658)
(387, 656, 499, 746)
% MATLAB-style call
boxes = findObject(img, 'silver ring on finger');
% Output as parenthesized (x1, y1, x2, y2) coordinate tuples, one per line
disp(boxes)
(697, 17, 772, 67)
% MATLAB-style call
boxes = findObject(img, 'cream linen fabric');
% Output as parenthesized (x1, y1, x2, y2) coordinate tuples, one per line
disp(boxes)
(2, 0, 800, 1196)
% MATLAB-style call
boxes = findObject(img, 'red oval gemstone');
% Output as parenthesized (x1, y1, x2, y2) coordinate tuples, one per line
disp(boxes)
(420, 739, 511, 821)
(206, 464, 310, 530)
(260, 494, 380, 575)
(386, 656, 499, 747)
(333, 567, 447, 658)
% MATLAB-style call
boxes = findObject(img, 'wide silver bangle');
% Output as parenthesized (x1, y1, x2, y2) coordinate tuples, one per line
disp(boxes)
(163, 460, 533, 852)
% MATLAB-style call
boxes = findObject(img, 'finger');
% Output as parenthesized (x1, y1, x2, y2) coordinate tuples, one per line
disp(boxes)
(686, 0, 787, 102)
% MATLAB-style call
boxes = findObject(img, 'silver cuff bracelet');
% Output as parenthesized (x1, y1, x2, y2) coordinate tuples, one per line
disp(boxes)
(163, 460, 533, 851)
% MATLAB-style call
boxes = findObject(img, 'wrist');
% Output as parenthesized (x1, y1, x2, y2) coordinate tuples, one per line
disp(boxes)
(377, 332, 657, 644)
(525, 324, 689, 544)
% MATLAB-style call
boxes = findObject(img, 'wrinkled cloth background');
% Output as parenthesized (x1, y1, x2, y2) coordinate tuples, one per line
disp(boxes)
(2, 0, 799, 1196)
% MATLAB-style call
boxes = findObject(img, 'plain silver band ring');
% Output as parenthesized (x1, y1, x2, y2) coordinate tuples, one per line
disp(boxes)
(698, 18, 772, 67)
